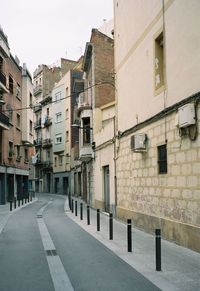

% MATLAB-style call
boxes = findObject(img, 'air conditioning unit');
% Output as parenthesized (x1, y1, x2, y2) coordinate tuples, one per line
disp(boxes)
(131, 133, 147, 152)
(178, 103, 196, 128)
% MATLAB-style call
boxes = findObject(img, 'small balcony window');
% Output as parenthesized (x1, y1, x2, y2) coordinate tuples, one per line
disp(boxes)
(158, 144, 167, 174)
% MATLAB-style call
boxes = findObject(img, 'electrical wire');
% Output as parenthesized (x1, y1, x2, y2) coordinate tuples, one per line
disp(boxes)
(1, 81, 114, 113)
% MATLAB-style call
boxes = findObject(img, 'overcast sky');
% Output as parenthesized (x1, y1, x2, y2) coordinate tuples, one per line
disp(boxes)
(1, 0, 113, 74)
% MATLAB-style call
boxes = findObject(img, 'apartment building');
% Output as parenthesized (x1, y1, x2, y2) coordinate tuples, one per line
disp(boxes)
(114, 0, 200, 251)
(0, 27, 32, 204)
(33, 59, 77, 192)
(76, 29, 115, 206)
(52, 61, 83, 195)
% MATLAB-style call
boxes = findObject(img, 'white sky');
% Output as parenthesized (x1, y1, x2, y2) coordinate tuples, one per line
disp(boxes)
(1, 0, 113, 74)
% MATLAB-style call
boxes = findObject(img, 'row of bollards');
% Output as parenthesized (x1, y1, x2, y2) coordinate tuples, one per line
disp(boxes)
(69, 197, 162, 271)
(9, 194, 33, 212)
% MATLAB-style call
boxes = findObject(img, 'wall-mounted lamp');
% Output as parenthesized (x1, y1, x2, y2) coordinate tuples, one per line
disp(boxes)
(71, 123, 93, 130)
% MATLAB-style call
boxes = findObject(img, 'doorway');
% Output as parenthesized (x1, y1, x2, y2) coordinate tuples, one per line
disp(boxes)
(103, 165, 110, 212)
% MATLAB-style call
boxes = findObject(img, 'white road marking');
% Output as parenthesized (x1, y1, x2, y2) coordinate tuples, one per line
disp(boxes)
(37, 202, 74, 291)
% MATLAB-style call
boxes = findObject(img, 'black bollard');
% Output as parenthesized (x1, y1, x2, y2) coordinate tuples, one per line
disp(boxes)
(87, 205, 90, 225)
(97, 209, 100, 231)
(68, 193, 71, 210)
(28, 195, 29, 203)
(30, 193, 32, 202)
(75, 201, 77, 216)
(14, 197, 16, 209)
(72, 199, 74, 213)
(127, 219, 132, 252)
(22, 198, 24, 205)
(155, 229, 162, 271)
(18, 199, 20, 207)
(109, 213, 113, 240)
(80, 203, 83, 220)
(10, 200, 12, 212)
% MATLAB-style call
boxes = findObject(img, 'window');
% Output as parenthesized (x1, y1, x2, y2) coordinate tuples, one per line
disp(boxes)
(24, 148, 28, 163)
(29, 120, 33, 134)
(16, 114, 21, 129)
(29, 93, 32, 106)
(56, 112, 62, 123)
(59, 155, 63, 166)
(158, 144, 167, 174)
(46, 150, 50, 161)
(55, 91, 61, 103)
(54, 157, 57, 167)
(9, 75, 13, 93)
(47, 108, 49, 116)
(16, 83, 21, 99)
(82, 117, 91, 144)
(155, 32, 164, 92)
(16, 145, 20, 161)
(55, 134, 62, 144)
(8, 141, 13, 158)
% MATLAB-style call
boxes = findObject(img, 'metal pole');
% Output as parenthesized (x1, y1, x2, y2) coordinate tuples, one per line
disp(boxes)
(80, 203, 83, 220)
(155, 229, 162, 271)
(97, 209, 100, 231)
(10, 200, 12, 211)
(127, 219, 132, 252)
(71, 199, 74, 213)
(109, 213, 113, 240)
(18, 198, 20, 207)
(14, 197, 16, 209)
(75, 201, 77, 216)
(87, 205, 90, 225)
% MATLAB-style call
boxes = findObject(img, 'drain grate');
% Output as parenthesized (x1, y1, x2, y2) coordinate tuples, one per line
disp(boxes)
(37, 214, 43, 218)
(46, 249, 57, 256)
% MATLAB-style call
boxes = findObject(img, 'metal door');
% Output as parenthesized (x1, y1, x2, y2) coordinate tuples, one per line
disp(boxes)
(103, 166, 110, 212)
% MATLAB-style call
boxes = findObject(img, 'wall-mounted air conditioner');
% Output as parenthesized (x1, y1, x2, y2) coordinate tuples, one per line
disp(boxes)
(178, 103, 196, 128)
(131, 133, 147, 152)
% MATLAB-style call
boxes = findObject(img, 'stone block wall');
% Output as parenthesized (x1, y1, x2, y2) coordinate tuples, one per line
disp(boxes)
(116, 103, 200, 251)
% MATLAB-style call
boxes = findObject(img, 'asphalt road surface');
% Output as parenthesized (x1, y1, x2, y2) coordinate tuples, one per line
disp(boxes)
(0, 193, 160, 291)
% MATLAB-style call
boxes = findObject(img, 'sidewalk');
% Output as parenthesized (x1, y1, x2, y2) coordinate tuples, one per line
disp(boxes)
(64, 197, 200, 291)
(0, 198, 37, 235)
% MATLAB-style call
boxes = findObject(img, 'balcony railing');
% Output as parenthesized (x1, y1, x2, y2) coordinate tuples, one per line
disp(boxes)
(34, 118, 42, 129)
(33, 104, 42, 113)
(43, 116, 52, 127)
(33, 138, 42, 146)
(42, 161, 53, 170)
(33, 85, 42, 96)
(42, 138, 52, 148)
(0, 111, 9, 129)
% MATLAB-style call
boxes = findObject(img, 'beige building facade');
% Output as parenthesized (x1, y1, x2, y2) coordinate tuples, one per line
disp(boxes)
(114, 0, 200, 251)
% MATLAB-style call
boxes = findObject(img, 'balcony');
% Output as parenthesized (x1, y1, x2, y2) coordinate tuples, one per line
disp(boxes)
(33, 85, 42, 96)
(42, 161, 53, 170)
(43, 116, 52, 127)
(0, 111, 9, 130)
(77, 93, 91, 116)
(33, 138, 42, 147)
(79, 145, 93, 162)
(33, 103, 42, 113)
(34, 118, 42, 129)
(0, 70, 9, 93)
(42, 138, 52, 148)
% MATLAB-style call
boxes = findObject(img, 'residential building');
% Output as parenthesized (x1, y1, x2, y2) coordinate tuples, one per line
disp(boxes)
(76, 29, 115, 206)
(114, 0, 200, 251)
(52, 59, 83, 195)
(33, 59, 77, 193)
(0, 27, 31, 204)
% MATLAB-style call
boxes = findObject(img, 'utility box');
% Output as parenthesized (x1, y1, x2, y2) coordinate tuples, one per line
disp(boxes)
(178, 103, 196, 128)
(131, 133, 147, 152)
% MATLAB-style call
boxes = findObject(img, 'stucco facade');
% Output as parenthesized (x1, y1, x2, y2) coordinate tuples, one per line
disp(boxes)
(114, 0, 200, 251)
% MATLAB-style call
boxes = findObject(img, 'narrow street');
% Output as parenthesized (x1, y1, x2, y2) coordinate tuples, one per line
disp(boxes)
(0, 194, 160, 291)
